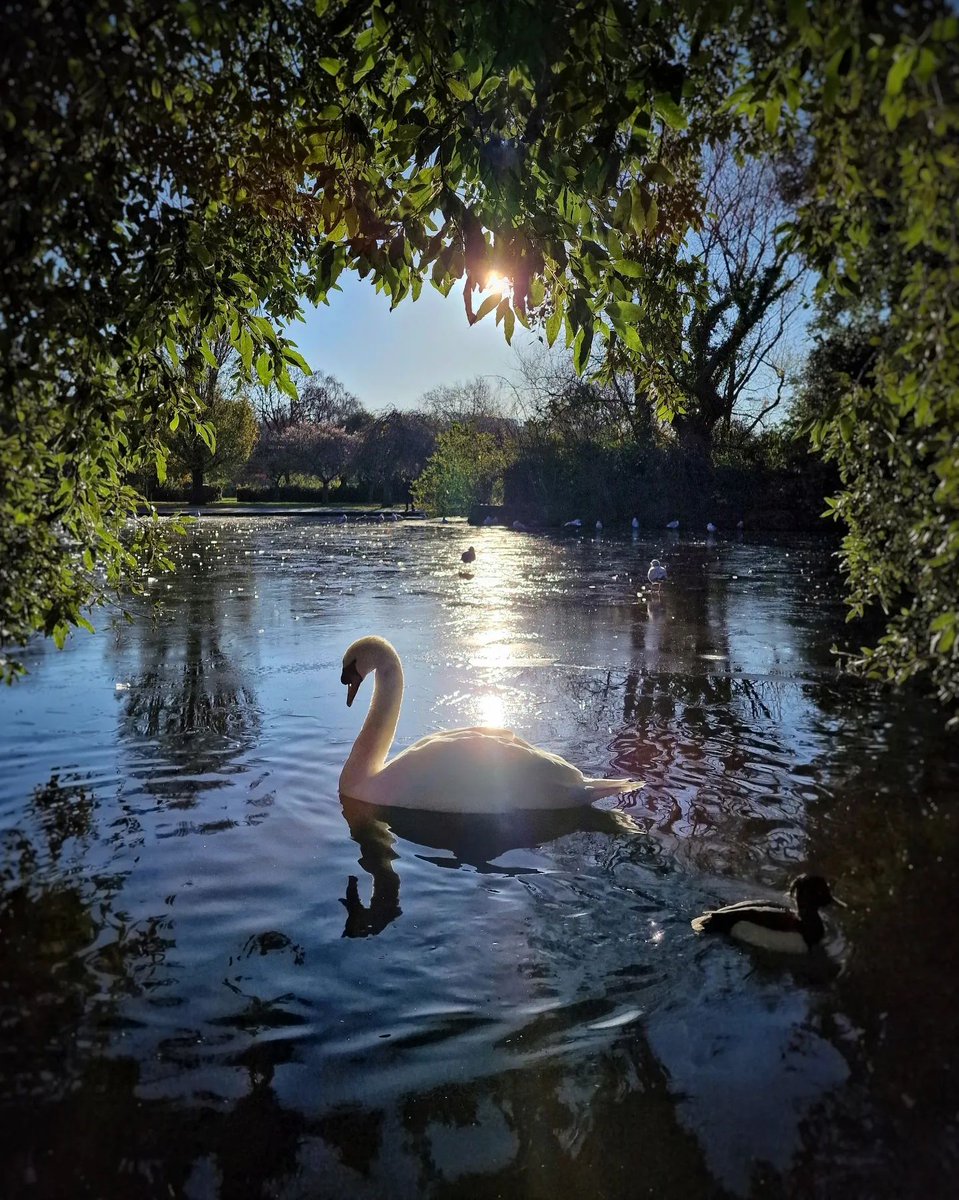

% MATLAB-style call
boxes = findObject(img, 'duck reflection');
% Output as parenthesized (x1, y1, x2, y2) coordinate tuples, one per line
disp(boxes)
(338, 795, 643, 938)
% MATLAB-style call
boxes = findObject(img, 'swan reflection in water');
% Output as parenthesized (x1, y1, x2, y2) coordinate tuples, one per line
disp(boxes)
(338, 794, 644, 939)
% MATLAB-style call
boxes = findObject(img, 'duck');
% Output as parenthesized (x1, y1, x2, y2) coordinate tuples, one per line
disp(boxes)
(691, 874, 846, 954)
(338, 636, 643, 812)
(647, 558, 667, 585)
(631, 517, 639, 529)
(666, 519, 679, 529)
(482, 515, 495, 526)
(595, 519, 603, 531)
(512, 520, 528, 531)
(706, 521, 717, 533)
(461, 546, 476, 564)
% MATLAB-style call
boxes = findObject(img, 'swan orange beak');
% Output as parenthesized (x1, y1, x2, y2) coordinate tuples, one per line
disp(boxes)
(341, 660, 363, 708)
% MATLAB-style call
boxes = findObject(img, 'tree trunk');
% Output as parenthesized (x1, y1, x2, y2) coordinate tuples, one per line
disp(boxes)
(189, 465, 205, 506)
(322, 478, 331, 502)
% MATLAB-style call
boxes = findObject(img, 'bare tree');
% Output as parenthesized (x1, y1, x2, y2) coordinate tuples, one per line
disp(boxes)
(252, 371, 365, 432)
(352, 410, 437, 508)
(419, 376, 519, 441)
(667, 145, 807, 458)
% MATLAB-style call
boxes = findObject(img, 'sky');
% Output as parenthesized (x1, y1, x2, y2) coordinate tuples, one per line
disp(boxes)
(291, 274, 542, 412)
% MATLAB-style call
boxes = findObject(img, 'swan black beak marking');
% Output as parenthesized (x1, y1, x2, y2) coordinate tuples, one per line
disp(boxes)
(341, 659, 362, 707)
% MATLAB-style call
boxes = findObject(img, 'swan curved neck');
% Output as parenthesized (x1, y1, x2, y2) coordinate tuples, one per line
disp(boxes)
(342, 646, 403, 786)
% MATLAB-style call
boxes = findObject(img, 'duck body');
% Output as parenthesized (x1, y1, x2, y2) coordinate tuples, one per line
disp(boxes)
(691, 875, 844, 954)
(461, 546, 476, 564)
(339, 636, 642, 813)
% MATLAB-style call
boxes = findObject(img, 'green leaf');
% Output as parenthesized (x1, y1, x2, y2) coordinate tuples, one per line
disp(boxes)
(282, 346, 312, 374)
(164, 337, 179, 368)
(318, 57, 341, 76)
(503, 306, 515, 343)
(315, 0, 330, 15)
(255, 351, 273, 386)
(653, 94, 687, 131)
(169, 411, 180, 432)
(886, 47, 917, 98)
(609, 300, 644, 324)
(614, 256, 643, 277)
(474, 293, 500, 322)
(545, 308, 562, 347)
(238, 326, 254, 372)
(572, 324, 593, 374)
(644, 161, 675, 186)
(448, 78, 472, 101)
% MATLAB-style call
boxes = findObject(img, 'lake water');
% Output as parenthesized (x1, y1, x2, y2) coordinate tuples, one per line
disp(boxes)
(1, 519, 957, 1199)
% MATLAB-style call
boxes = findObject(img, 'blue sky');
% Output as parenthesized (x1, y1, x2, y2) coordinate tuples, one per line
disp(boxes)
(291, 274, 540, 411)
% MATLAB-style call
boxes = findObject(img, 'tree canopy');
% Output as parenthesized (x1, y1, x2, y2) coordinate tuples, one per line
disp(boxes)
(2, 0, 957, 709)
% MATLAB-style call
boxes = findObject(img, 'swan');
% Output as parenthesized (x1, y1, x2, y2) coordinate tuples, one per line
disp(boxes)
(706, 521, 717, 533)
(631, 517, 639, 529)
(338, 636, 642, 812)
(563, 518, 582, 528)
(666, 519, 679, 529)
(595, 519, 603, 531)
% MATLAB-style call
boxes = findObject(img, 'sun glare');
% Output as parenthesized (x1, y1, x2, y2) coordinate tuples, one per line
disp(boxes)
(476, 692, 506, 729)
(483, 270, 511, 296)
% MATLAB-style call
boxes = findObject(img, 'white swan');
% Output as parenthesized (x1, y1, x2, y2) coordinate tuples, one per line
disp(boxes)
(666, 519, 679, 530)
(338, 636, 642, 812)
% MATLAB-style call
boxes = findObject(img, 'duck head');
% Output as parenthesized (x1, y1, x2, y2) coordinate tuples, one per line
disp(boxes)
(789, 873, 847, 911)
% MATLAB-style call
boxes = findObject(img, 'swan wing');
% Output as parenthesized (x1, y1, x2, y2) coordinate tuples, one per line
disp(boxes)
(371, 728, 593, 812)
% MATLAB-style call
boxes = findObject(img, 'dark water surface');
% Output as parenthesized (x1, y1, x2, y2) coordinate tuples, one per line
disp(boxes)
(2, 519, 957, 1199)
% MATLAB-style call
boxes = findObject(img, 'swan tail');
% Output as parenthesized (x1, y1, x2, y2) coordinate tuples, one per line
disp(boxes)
(583, 778, 645, 801)
(690, 913, 713, 933)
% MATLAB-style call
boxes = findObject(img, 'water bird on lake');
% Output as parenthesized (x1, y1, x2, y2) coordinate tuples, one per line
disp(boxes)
(338, 636, 643, 812)
(564, 518, 583, 528)
(706, 521, 717, 533)
(512, 520, 528, 531)
(691, 874, 846, 954)
(632, 517, 639, 529)
(666, 519, 679, 529)
(595, 520, 603, 531)
(736, 519, 744, 530)
(461, 546, 476, 564)
(483, 515, 495, 526)
(647, 559, 668, 586)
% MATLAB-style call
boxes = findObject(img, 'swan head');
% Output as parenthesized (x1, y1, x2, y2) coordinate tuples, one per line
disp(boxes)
(340, 636, 398, 707)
